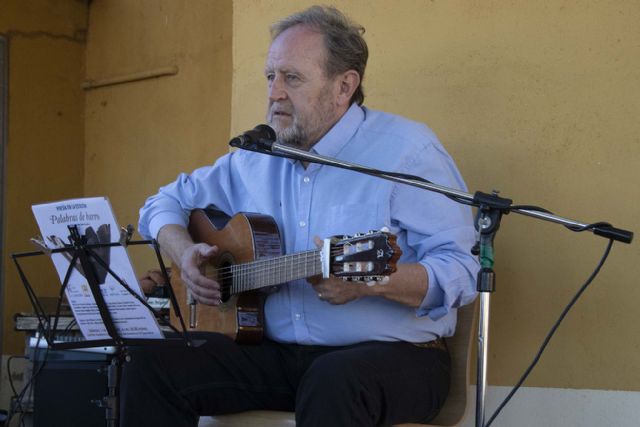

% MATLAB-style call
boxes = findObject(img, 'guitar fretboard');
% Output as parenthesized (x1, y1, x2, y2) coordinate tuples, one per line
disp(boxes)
(229, 249, 323, 294)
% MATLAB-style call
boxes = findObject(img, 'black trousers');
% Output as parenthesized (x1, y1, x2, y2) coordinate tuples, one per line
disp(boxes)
(119, 332, 450, 427)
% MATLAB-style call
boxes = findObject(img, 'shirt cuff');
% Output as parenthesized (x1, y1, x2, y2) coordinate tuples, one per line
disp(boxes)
(147, 212, 189, 240)
(415, 261, 477, 321)
(416, 263, 444, 319)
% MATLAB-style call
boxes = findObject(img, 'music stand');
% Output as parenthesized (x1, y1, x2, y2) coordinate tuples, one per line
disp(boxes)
(12, 224, 194, 427)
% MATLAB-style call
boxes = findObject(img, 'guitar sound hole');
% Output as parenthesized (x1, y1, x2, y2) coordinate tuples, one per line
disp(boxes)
(218, 253, 235, 303)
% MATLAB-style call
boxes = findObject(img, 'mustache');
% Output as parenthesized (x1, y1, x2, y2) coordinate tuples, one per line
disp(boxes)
(268, 102, 293, 117)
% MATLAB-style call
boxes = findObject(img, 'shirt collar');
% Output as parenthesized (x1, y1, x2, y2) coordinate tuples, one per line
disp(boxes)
(311, 103, 365, 158)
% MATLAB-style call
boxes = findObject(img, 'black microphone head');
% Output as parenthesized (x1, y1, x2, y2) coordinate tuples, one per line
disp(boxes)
(253, 124, 276, 141)
(229, 124, 276, 151)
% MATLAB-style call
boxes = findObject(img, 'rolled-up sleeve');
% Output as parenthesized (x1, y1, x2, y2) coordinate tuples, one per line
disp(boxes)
(416, 225, 478, 319)
(391, 138, 479, 320)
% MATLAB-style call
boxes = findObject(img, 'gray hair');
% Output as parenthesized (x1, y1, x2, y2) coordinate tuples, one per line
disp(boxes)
(270, 5, 368, 106)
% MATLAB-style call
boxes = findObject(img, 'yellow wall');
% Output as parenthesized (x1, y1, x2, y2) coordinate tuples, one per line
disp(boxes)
(0, 0, 87, 354)
(84, 0, 233, 272)
(231, 1, 640, 392)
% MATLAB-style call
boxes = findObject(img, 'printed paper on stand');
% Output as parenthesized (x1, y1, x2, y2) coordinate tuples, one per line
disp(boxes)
(32, 197, 164, 341)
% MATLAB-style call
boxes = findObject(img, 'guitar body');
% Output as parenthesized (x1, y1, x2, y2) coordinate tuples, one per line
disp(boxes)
(170, 207, 400, 345)
(170, 208, 282, 344)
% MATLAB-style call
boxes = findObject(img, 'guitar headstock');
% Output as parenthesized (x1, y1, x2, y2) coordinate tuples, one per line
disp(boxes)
(323, 230, 401, 282)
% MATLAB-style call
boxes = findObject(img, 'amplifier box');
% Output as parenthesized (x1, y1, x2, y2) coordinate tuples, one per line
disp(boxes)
(29, 347, 111, 427)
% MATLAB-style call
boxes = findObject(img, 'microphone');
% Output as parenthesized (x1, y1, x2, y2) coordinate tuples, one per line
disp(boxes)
(229, 124, 276, 151)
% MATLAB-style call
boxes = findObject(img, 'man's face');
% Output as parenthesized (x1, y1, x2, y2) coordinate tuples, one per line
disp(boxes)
(265, 25, 344, 150)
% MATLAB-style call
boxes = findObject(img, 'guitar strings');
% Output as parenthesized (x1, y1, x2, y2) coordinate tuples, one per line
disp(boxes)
(210, 247, 344, 279)
(202, 248, 345, 295)
(211, 249, 321, 278)
(214, 250, 320, 294)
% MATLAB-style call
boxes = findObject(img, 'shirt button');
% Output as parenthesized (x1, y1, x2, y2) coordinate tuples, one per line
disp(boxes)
(299, 221, 306, 227)
(294, 313, 302, 320)
(303, 176, 310, 183)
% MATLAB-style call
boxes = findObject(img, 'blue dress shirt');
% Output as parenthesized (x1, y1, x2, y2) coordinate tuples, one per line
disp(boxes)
(139, 104, 479, 346)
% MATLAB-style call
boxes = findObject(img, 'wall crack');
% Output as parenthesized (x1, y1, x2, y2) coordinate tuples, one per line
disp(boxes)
(0, 29, 86, 43)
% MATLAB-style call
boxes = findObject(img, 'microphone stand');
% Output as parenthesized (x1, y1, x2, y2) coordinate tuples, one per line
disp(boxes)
(230, 137, 633, 427)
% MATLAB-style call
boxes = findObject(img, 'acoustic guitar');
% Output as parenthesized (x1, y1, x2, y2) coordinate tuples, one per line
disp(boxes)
(170, 208, 401, 344)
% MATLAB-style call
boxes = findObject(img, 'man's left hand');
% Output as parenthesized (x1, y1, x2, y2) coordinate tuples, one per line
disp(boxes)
(308, 275, 368, 305)
(138, 268, 171, 295)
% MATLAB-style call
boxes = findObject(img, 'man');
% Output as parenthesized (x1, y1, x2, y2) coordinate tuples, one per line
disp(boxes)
(121, 6, 478, 427)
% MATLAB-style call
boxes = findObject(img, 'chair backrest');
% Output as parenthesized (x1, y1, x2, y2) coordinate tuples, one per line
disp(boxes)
(423, 300, 477, 427)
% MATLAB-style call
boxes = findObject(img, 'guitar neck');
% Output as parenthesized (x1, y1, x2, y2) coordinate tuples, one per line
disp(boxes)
(229, 249, 322, 294)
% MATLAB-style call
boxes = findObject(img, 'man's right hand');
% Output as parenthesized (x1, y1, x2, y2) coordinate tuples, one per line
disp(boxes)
(157, 224, 223, 306)
(179, 243, 222, 306)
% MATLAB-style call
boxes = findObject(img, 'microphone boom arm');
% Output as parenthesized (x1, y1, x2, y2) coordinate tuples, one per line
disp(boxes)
(267, 142, 632, 243)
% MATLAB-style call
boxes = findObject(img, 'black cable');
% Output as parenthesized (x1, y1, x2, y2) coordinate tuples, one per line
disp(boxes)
(484, 238, 614, 427)
(6, 354, 27, 426)
(6, 355, 26, 404)
(509, 205, 552, 214)
(510, 204, 615, 236)
(565, 221, 611, 232)
(62, 318, 78, 336)
(6, 334, 50, 427)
